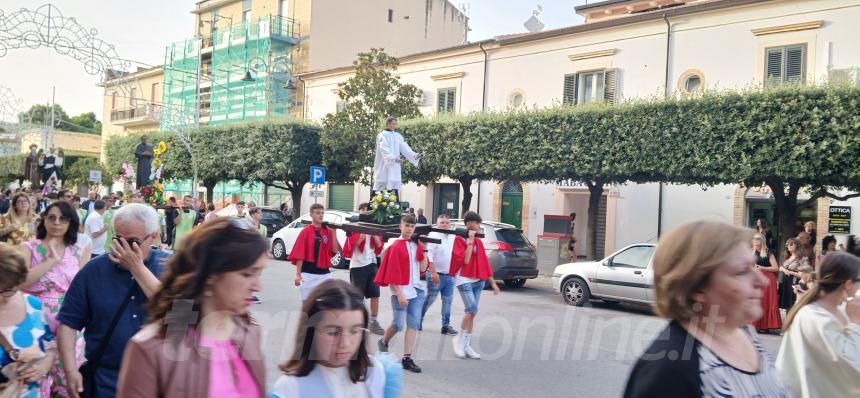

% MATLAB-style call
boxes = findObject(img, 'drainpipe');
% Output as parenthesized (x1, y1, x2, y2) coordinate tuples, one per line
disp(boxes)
(477, 42, 489, 214)
(657, 15, 671, 239)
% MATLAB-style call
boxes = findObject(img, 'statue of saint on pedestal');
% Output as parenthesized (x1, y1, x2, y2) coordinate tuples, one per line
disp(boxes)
(134, 135, 154, 189)
(372, 117, 420, 194)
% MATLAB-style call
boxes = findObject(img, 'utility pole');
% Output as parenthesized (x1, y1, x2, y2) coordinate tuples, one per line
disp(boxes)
(49, 86, 56, 150)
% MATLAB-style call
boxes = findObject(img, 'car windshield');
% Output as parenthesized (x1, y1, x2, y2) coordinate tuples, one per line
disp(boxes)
(496, 228, 529, 247)
(262, 211, 284, 221)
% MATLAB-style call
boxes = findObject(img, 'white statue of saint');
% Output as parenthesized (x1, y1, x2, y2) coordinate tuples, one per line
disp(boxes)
(373, 117, 420, 191)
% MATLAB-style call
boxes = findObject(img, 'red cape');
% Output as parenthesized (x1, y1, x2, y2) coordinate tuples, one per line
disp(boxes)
(450, 236, 493, 280)
(288, 225, 333, 270)
(343, 233, 381, 259)
(374, 239, 423, 287)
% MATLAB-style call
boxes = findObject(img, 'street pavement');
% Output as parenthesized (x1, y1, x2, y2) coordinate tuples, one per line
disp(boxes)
(252, 257, 783, 398)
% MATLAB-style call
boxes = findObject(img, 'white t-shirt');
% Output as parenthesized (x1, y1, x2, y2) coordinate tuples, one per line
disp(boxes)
(85, 211, 106, 255)
(393, 239, 425, 300)
(272, 356, 385, 398)
(427, 231, 455, 274)
(349, 235, 377, 268)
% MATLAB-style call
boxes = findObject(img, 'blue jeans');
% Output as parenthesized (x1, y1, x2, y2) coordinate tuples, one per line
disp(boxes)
(421, 273, 455, 328)
(457, 280, 486, 314)
(390, 288, 426, 332)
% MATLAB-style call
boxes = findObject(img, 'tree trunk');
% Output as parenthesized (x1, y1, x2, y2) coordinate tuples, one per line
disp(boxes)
(203, 179, 216, 203)
(289, 182, 304, 216)
(766, 179, 813, 258)
(585, 178, 604, 261)
(458, 176, 474, 218)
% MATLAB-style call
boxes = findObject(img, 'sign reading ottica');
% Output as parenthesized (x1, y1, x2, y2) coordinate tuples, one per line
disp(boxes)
(828, 206, 851, 234)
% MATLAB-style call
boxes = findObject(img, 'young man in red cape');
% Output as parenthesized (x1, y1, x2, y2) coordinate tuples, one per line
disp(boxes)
(450, 211, 500, 359)
(373, 214, 428, 373)
(289, 203, 341, 300)
(344, 202, 385, 335)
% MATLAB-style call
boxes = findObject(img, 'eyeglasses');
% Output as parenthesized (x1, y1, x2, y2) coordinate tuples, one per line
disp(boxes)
(45, 215, 70, 224)
(318, 327, 368, 341)
(0, 289, 16, 298)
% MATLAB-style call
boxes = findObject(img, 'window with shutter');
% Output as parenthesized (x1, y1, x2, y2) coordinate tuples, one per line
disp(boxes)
(563, 74, 577, 105)
(603, 69, 618, 104)
(575, 70, 605, 104)
(764, 44, 806, 86)
(437, 88, 456, 113)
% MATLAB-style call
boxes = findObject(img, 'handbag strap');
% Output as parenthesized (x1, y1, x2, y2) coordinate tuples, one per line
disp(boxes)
(87, 280, 137, 369)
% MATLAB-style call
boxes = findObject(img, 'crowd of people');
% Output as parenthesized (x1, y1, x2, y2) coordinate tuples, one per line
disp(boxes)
(2, 183, 859, 397)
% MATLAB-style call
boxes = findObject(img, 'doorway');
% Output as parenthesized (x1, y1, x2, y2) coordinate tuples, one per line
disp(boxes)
(433, 183, 460, 219)
(501, 181, 523, 228)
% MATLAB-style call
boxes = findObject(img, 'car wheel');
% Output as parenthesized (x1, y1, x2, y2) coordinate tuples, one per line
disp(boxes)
(504, 279, 527, 288)
(272, 239, 287, 261)
(562, 277, 591, 306)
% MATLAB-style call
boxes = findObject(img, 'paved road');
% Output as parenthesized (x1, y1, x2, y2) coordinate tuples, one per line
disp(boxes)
(252, 258, 783, 397)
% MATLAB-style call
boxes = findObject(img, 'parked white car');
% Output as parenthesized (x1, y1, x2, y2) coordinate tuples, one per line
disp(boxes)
(270, 210, 354, 261)
(551, 244, 657, 306)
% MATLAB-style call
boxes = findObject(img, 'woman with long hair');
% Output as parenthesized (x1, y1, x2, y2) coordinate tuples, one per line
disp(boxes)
(778, 238, 806, 311)
(755, 217, 775, 251)
(0, 244, 59, 397)
(624, 221, 791, 397)
(0, 193, 37, 245)
(19, 201, 87, 396)
(752, 233, 782, 333)
(776, 252, 860, 396)
(117, 218, 268, 397)
(273, 279, 395, 397)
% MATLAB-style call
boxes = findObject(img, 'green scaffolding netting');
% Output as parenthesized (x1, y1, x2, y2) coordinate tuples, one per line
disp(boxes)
(161, 15, 296, 131)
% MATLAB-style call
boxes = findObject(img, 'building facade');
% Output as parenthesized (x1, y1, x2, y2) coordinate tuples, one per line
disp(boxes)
(299, 0, 860, 257)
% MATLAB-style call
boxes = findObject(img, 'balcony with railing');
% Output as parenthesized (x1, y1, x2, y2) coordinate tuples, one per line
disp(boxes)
(209, 15, 299, 48)
(110, 103, 162, 127)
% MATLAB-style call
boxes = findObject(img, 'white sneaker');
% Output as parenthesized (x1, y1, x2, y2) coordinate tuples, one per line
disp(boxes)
(464, 335, 481, 359)
(452, 332, 466, 359)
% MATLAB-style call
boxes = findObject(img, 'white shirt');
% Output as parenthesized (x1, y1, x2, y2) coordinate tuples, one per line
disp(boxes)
(454, 241, 481, 286)
(85, 211, 106, 255)
(272, 356, 385, 398)
(349, 235, 377, 268)
(776, 302, 860, 397)
(388, 239, 425, 299)
(427, 231, 455, 274)
(372, 130, 419, 190)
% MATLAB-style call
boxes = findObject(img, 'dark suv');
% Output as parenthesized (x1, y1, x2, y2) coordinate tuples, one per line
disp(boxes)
(451, 220, 539, 288)
(260, 208, 287, 237)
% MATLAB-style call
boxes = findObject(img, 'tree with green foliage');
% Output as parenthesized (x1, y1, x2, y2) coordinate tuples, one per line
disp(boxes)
(321, 48, 423, 184)
(18, 104, 102, 134)
(195, 120, 323, 212)
(401, 85, 860, 260)
(64, 157, 112, 189)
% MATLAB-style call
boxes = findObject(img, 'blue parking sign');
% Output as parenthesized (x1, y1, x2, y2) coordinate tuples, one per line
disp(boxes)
(310, 166, 326, 185)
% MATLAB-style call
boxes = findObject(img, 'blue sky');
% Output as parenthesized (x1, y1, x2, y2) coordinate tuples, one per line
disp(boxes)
(0, 1, 591, 118)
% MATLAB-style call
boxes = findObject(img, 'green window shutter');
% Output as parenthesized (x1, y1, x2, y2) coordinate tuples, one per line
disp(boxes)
(563, 74, 578, 105)
(437, 89, 447, 113)
(327, 184, 354, 212)
(437, 88, 456, 113)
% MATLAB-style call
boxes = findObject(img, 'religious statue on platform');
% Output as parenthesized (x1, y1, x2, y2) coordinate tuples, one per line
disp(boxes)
(22, 144, 40, 188)
(134, 135, 154, 189)
(40, 147, 64, 187)
(372, 117, 420, 195)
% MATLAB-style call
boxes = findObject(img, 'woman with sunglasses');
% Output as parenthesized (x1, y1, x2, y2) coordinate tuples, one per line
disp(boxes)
(0, 244, 59, 397)
(0, 193, 37, 245)
(117, 218, 268, 397)
(776, 252, 860, 396)
(273, 279, 392, 398)
(19, 201, 86, 396)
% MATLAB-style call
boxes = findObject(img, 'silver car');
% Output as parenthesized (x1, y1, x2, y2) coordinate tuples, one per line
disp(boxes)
(551, 243, 656, 306)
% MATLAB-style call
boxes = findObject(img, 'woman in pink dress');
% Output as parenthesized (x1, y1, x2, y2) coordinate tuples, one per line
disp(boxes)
(20, 201, 86, 397)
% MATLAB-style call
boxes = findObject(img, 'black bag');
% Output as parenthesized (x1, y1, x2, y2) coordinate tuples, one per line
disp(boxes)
(78, 281, 138, 398)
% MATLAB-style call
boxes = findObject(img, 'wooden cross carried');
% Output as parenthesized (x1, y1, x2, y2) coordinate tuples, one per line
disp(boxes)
(301, 215, 485, 245)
